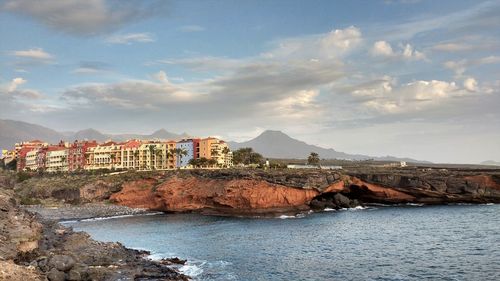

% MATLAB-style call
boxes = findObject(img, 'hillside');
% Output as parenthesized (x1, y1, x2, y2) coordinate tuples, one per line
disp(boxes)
(0, 119, 188, 149)
(228, 130, 428, 163)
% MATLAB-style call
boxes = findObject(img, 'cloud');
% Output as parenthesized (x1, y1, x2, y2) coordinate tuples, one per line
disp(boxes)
(7, 77, 27, 92)
(71, 61, 111, 74)
(10, 48, 53, 60)
(106, 32, 155, 44)
(2, 0, 168, 36)
(371, 41, 425, 60)
(463, 77, 478, 92)
(62, 71, 199, 109)
(444, 55, 500, 77)
(262, 26, 362, 59)
(179, 25, 205, 32)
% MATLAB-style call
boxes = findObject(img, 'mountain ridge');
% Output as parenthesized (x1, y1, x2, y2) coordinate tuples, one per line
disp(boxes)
(0, 119, 187, 149)
(228, 130, 430, 163)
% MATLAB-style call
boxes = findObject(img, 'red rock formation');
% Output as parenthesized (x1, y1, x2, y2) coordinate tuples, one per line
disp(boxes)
(110, 179, 164, 210)
(111, 176, 319, 214)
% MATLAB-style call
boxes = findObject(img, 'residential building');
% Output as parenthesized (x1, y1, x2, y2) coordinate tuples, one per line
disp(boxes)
(46, 146, 69, 172)
(199, 137, 233, 167)
(25, 149, 39, 171)
(85, 141, 122, 170)
(176, 139, 195, 168)
(11, 136, 233, 172)
(68, 140, 97, 171)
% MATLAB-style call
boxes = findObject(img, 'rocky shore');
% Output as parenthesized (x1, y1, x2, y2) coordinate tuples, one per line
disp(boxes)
(25, 203, 156, 221)
(0, 179, 189, 281)
(7, 168, 500, 216)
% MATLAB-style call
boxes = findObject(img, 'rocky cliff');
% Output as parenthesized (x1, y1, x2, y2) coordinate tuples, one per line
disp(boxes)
(0, 173, 189, 281)
(9, 168, 500, 216)
(107, 169, 500, 214)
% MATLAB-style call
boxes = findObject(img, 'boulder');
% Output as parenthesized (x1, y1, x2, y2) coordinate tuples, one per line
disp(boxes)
(49, 255, 75, 272)
(47, 268, 65, 281)
(333, 193, 351, 208)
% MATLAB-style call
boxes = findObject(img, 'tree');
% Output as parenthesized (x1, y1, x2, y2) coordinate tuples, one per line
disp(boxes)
(173, 148, 188, 167)
(307, 152, 320, 166)
(133, 150, 140, 169)
(232, 147, 263, 165)
(148, 145, 156, 170)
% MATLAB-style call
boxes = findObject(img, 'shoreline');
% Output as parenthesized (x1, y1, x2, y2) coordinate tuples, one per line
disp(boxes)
(23, 202, 159, 221)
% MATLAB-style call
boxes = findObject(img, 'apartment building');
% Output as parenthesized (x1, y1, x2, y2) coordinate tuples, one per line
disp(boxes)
(176, 139, 197, 168)
(199, 137, 233, 167)
(46, 147, 69, 172)
(25, 149, 39, 171)
(68, 140, 97, 171)
(15, 136, 233, 172)
(85, 141, 122, 170)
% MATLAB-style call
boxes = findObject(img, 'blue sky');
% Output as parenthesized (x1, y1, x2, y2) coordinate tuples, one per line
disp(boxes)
(1, 0, 499, 163)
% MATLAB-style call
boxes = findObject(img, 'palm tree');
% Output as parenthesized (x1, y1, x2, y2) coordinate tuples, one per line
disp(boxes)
(175, 148, 188, 168)
(133, 150, 140, 169)
(148, 145, 156, 170)
(222, 147, 230, 168)
(110, 153, 116, 168)
(167, 148, 176, 169)
(155, 149, 163, 169)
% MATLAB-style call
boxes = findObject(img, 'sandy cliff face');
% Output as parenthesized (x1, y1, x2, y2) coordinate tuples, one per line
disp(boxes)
(111, 176, 319, 214)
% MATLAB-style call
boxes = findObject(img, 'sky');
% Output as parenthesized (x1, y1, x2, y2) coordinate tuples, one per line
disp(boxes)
(0, 0, 499, 164)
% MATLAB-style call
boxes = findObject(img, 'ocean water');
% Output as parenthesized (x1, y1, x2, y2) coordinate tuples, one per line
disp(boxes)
(65, 205, 500, 281)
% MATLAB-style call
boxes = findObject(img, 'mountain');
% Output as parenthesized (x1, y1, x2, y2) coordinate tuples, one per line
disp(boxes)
(0, 119, 65, 149)
(0, 119, 188, 149)
(228, 130, 429, 163)
(480, 160, 500, 166)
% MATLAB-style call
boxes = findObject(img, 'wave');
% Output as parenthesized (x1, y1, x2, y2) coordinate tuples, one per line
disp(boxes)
(179, 264, 204, 277)
(61, 212, 163, 224)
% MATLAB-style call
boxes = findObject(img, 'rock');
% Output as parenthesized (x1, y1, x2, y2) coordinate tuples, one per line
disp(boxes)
(160, 257, 187, 265)
(333, 193, 351, 208)
(49, 254, 75, 272)
(37, 257, 49, 272)
(47, 268, 65, 281)
(309, 199, 326, 209)
(67, 268, 81, 280)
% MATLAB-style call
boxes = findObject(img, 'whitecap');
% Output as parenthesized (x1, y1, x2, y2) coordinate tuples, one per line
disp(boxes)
(323, 208, 336, 212)
(180, 264, 204, 277)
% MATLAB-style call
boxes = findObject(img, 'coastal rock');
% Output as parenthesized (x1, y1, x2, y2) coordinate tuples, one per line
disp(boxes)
(109, 179, 163, 209)
(333, 193, 351, 208)
(47, 268, 65, 281)
(112, 176, 320, 214)
(49, 254, 75, 272)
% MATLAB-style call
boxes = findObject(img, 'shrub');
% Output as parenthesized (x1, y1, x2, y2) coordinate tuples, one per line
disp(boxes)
(17, 171, 32, 183)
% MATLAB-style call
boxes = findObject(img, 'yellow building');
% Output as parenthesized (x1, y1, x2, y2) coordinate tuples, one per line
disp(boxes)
(46, 147, 69, 172)
(121, 140, 176, 170)
(25, 149, 39, 171)
(85, 141, 122, 170)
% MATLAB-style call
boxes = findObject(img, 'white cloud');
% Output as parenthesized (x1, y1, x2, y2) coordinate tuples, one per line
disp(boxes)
(106, 32, 155, 44)
(263, 26, 362, 59)
(464, 77, 478, 92)
(371, 41, 425, 60)
(444, 56, 500, 77)
(372, 41, 394, 56)
(10, 48, 53, 60)
(8, 77, 27, 92)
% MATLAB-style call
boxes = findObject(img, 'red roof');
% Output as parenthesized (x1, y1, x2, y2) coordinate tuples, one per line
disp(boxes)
(122, 140, 141, 149)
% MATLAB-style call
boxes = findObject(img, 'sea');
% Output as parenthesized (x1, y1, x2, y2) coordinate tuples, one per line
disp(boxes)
(64, 204, 500, 281)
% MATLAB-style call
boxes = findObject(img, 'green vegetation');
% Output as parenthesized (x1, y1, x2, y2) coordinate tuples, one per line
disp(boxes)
(188, 157, 217, 168)
(17, 171, 32, 183)
(232, 147, 264, 165)
(307, 152, 320, 166)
